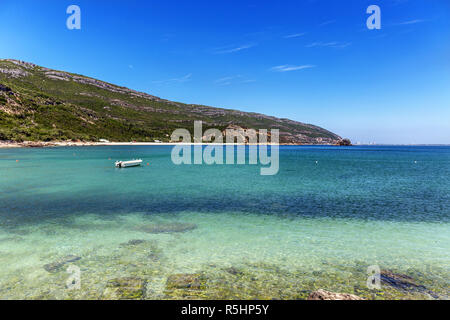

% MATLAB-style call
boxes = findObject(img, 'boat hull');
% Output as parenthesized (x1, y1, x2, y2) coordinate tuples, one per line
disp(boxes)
(115, 160, 143, 168)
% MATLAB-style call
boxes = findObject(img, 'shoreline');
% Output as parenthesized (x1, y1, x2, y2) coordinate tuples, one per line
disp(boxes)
(0, 141, 342, 149)
(1, 141, 448, 149)
(2, 141, 449, 149)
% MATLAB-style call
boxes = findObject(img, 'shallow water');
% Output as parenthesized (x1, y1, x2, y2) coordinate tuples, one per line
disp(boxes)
(0, 146, 449, 299)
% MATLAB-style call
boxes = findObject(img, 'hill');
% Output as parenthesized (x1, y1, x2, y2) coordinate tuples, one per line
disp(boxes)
(0, 59, 343, 144)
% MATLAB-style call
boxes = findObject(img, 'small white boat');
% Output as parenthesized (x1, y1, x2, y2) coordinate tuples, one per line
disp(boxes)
(115, 159, 143, 168)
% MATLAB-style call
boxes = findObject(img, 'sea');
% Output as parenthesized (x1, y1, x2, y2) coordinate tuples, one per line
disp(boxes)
(0, 145, 448, 299)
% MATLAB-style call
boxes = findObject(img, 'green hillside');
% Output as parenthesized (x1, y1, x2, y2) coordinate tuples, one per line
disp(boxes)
(0, 59, 342, 144)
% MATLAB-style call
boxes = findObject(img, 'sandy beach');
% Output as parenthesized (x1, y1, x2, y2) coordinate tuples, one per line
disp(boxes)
(0, 141, 182, 148)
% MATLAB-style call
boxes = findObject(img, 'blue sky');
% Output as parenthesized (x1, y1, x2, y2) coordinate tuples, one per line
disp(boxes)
(1, 0, 449, 144)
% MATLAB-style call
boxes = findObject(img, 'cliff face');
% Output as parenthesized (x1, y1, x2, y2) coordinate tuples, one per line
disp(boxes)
(0, 59, 342, 144)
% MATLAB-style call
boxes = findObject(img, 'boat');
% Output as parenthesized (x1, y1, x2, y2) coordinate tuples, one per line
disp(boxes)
(115, 159, 143, 168)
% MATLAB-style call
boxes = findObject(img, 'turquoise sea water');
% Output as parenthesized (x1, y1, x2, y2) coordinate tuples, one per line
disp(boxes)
(0, 145, 449, 299)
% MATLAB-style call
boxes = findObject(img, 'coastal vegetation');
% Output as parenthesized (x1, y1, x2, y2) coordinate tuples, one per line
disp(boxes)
(0, 59, 344, 144)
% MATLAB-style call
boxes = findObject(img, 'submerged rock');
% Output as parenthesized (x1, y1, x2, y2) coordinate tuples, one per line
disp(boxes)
(43, 255, 81, 273)
(63, 255, 81, 263)
(120, 239, 147, 246)
(166, 273, 206, 290)
(308, 289, 364, 300)
(225, 267, 244, 276)
(380, 270, 419, 290)
(381, 270, 439, 298)
(138, 222, 197, 234)
(43, 262, 64, 273)
(118, 239, 162, 263)
(103, 277, 147, 300)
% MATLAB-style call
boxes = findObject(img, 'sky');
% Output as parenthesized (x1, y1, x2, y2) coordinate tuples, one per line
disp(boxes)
(0, 0, 449, 144)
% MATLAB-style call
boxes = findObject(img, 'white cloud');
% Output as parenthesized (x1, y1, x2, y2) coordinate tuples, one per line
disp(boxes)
(306, 41, 351, 48)
(214, 76, 240, 85)
(270, 65, 315, 72)
(152, 73, 192, 84)
(395, 19, 425, 25)
(214, 44, 256, 54)
(319, 20, 336, 26)
(214, 75, 255, 85)
(284, 33, 306, 39)
(214, 76, 239, 82)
